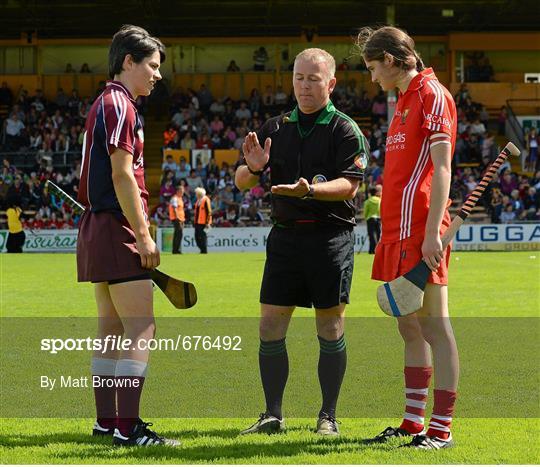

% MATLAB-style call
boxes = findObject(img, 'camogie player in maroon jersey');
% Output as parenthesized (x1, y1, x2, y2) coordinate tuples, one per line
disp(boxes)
(77, 25, 179, 447)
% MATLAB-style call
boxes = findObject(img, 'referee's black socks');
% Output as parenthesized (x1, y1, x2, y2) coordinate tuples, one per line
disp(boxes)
(317, 334, 347, 419)
(259, 338, 288, 420)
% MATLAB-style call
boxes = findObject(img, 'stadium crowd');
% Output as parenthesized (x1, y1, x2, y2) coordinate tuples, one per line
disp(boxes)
(1, 80, 539, 231)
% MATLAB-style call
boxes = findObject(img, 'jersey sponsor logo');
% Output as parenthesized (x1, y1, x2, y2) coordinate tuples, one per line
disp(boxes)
(426, 114, 451, 128)
(386, 132, 406, 145)
(312, 174, 327, 184)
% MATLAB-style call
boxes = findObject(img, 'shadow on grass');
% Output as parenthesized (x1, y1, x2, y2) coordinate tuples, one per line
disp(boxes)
(1, 427, 393, 463)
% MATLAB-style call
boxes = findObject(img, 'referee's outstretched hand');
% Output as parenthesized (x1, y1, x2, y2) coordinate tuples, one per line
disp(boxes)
(243, 132, 270, 172)
(271, 177, 311, 198)
(137, 234, 161, 269)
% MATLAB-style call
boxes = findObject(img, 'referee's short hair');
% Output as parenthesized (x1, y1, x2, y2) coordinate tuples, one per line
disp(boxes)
(294, 48, 336, 80)
(109, 25, 166, 79)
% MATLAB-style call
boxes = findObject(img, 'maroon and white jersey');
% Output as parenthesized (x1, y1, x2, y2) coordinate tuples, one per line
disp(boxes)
(78, 81, 148, 216)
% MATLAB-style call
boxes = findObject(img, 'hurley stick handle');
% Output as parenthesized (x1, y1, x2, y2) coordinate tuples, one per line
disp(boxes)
(441, 142, 520, 249)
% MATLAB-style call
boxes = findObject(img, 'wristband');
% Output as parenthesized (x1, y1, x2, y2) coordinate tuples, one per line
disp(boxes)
(301, 184, 315, 199)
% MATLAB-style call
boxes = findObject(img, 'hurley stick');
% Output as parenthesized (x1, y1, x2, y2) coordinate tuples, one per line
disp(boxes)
(377, 142, 520, 317)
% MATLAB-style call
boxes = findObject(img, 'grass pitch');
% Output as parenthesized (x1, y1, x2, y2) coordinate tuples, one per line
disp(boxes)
(1, 251, 539, 464)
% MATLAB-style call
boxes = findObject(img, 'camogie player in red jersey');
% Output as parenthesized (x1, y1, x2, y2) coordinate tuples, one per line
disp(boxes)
(358, 26, 459, 449)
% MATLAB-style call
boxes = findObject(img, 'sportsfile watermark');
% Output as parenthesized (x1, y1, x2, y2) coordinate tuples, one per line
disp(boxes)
(40, 335, 242, 354)
(1, 317, 538, 418)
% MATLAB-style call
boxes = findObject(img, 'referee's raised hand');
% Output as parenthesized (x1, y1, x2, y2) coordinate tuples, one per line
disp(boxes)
(243, 132, 271, 172)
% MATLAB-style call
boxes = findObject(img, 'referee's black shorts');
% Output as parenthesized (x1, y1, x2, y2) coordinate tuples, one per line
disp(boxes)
(260, 223, 355, 309)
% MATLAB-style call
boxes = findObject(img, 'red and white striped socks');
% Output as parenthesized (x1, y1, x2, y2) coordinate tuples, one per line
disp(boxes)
(399, 366, 432, 435)
(426, 389, 457, 440)
(399, 367, 457, 439)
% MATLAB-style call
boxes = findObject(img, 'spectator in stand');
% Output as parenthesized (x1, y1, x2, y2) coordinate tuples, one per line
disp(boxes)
(176, 156, 191, 180)
(357, 91, 371, 116)
(160, 177, 176, 204)
(227, 60, 240, 72)
(274, 86, 288, 107)
(196, 132, 213, 149)
(500, 203, 516, 223)
(186, 169, 204, 194)
(180, 132, 195, 150)
(509, 189, 523, 217)
(194, 160, 207, 179)
(217, 182, 235, 211)
(0, 81, 14, 106)
(481, 132, 496, 161)
(163, 124, 177, 146)
(249, 88, 262, 114)
(526, 127, 539, 172)
(188, 89, 199, 111)
(151, 202, 169, 226)
(500, 170, 518, 195)
(454, 83, 469, 109)
(479, 106, 489, 128)
(523, 186, 540, 220)
(469, 117, 486, 136)
(209, 99, 225, 116)
(80, 63, 91, 73)
(253, 46, 269, 71)
(64, 63, 75, 73)
(197, 84, 213, 112)
(235, 101, 252, 121)
(497, 106, 507, 136)
(234, 128, 247, 150)
(210, 115, 224, 135)
(206, 172, 218, 195)
(262, 85, 275, 108)
(4, 113, 25, 149)
(223, 126, 236, 146)
(490, 187, 503, 223)
(371, 91, 386, 122)
(67, 89, 80, 116)
(162, 154, 178, 173)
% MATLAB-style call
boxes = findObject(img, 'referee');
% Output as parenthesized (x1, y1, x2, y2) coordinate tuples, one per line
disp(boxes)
(235, 48, 368, 436)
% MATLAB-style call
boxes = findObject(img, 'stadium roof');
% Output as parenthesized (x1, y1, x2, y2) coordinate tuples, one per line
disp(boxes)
(2, 0, 539, 39)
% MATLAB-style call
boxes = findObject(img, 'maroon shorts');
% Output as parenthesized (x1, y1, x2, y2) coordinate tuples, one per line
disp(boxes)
(77, 211, 148, 283)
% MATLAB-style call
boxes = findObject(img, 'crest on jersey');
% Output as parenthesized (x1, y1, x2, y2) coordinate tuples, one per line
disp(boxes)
(353, 153, 368, 170)
(312, 174, 327, 184)
(400, 109, 410, 124)
(137, 128, 145, 142)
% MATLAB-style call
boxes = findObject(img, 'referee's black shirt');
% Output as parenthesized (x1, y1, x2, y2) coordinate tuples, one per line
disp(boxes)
(256, 101, 369, 226)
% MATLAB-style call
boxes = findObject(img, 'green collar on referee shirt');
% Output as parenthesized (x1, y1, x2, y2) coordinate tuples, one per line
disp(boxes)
(285, 100, 336, 138)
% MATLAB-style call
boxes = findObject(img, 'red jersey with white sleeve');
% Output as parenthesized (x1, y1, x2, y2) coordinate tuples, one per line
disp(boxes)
(381, 68, 457, 243)
(78, 81, 148, 218)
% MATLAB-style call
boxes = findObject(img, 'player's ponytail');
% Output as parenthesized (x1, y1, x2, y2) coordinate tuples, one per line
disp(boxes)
(414, 51, 425, 72)
(356, 25, 423, 72)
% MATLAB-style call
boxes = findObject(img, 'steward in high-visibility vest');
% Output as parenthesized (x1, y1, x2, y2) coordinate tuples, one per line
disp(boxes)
(193, 187, 212, 253)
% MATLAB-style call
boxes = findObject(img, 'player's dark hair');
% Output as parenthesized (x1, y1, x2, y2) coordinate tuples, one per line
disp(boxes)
(356, 26, 424, 72)
(109, 25, 166, 79)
